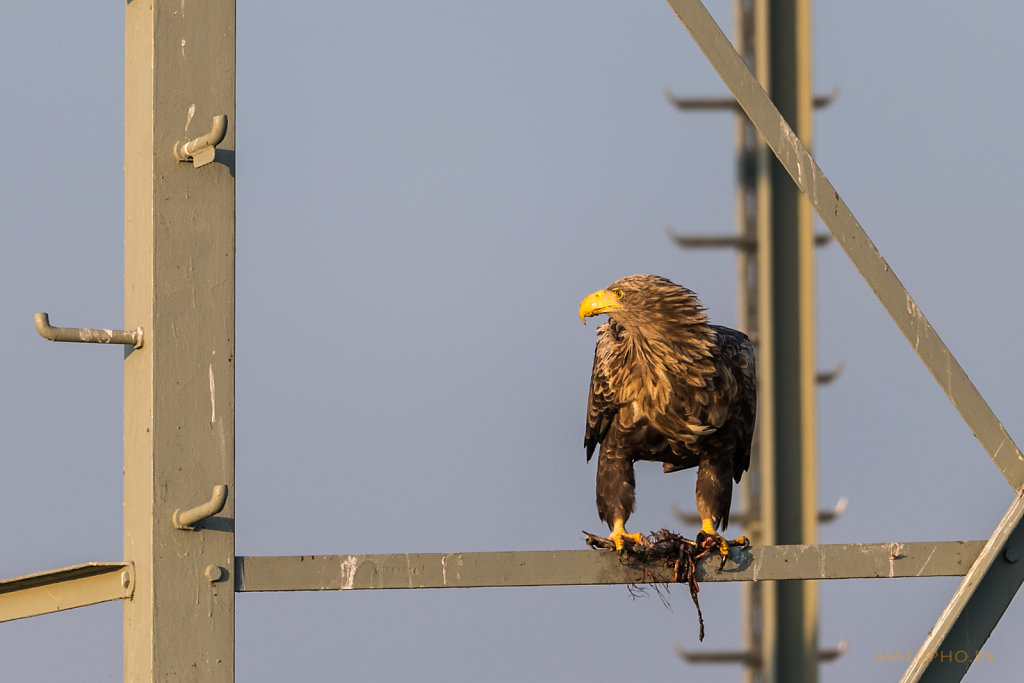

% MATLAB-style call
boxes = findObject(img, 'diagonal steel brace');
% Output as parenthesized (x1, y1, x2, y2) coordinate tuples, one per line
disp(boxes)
(899, 491, 1024, 682)
(662, 0, 1024, 491)
(660, 2, 1024, 681)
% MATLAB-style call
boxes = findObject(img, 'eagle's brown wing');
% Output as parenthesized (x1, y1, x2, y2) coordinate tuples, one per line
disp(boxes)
(709, 324, 756, 483)
(584, 322, 618, 462)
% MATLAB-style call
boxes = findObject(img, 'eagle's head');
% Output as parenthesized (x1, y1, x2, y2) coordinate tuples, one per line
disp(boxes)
(578, 274, 708, 332)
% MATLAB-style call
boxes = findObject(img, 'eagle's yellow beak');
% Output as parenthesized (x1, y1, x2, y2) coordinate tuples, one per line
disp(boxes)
(579, 289, 623, 323)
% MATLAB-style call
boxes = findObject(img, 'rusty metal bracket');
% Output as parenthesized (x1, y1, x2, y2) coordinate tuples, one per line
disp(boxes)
(173, 115, 228, 168)
(173, 485, 229, 530)
(34, 312, 143, 349)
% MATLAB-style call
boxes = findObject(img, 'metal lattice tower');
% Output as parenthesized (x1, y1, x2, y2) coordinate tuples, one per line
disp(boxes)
(2, 3, 1023, 682)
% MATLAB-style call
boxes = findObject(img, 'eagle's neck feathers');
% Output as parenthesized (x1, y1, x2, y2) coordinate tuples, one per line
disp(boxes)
(608, 314, 717, 422)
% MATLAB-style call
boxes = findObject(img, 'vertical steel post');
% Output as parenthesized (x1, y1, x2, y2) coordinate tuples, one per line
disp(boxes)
(124, 1, 236, 680)
(733, 3, 771, 682)
(763, 1, 818, 681)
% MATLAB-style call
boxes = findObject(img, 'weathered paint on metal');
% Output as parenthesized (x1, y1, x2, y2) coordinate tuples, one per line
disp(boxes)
(124, 0, 236, 680)
(0, 563, 133, 623)
(663, 0, 1024, 491)
(234, 542, 985, 592)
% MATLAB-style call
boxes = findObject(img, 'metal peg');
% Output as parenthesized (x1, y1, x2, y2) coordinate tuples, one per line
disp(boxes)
(817, 361, 845, 386)
(665, 85, 840, 112)
(674, 496, 848, 527)
(34, 312, 143, 349)
(173, 115, 228, 168)
(667, 226, 833, 251)
(173, 485, 229, 530)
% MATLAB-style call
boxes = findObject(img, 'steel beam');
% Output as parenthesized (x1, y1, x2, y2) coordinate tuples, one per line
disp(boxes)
(739, 5, 772, 679)
(901, 492, 1024, 682)
(0, 563, 134, 623)
(235, 542, 985, 592)
(662, 0, 1024, 490)
(760, 1, 820, 680)
(124, 0, 236, 680)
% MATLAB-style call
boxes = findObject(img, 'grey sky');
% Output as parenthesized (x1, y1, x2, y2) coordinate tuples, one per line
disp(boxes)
(2, 1, 1022, 680)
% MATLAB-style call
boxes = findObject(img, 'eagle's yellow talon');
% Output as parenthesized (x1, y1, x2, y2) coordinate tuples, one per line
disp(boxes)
(609, 520, 645, 551)
(699, 518, 746, 558)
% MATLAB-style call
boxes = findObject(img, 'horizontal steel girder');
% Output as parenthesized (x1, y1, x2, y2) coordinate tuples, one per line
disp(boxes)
(234, 542, 984, 592)
(0, 540, 986, 621)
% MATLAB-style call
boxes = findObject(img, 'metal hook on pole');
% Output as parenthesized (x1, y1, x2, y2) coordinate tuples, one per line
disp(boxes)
(173, 115, 228, 168)
(34, 312, 143, 349)
(173, 485, 229, 530)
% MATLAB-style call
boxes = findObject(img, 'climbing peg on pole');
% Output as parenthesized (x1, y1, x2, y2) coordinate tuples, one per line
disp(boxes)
(34, 312, 143, 349)
(173, 115, 228, 168)
(173, 485, 229, 530)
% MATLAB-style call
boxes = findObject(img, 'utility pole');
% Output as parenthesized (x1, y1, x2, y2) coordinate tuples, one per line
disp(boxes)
(763, 1, 819, 681)
(124, 1, 236, 680)
(669, 1, 822, 680)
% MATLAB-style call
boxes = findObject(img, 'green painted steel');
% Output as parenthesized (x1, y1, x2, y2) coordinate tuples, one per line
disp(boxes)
(235, 542, 985, 592)
(663, 0, 1024, 491)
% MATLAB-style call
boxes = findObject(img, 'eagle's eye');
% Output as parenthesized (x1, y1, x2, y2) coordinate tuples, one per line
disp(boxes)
(613, 288, 624, 299)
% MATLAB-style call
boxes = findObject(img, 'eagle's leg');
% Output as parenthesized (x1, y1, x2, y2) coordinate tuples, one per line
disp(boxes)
(696, 461, 749, 558)
(596, 450, 643, 551)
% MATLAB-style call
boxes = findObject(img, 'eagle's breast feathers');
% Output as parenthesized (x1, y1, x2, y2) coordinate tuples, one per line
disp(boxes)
(582, 274, 756, 489)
